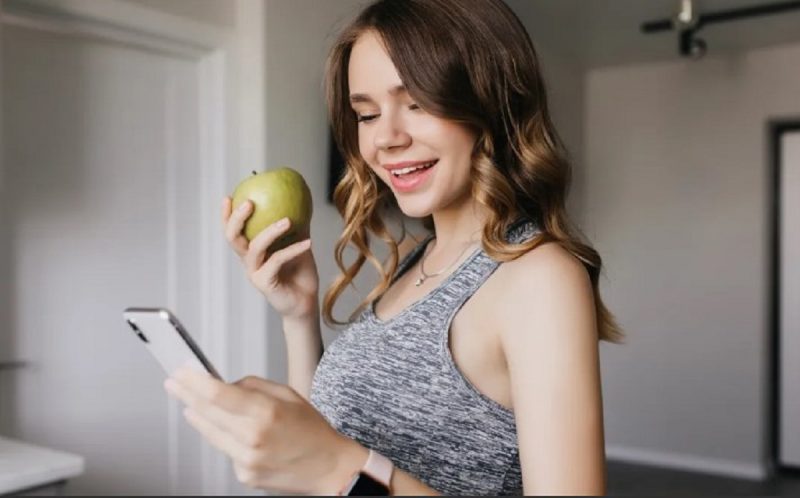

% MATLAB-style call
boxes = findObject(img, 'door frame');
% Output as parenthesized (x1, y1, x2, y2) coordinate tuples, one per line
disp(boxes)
(0, 0, 267, 493)
(768, 118, 800, 476)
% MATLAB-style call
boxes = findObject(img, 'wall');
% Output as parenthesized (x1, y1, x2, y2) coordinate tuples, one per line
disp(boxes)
(1, 0, 263, 495)
(122, 0, 236, 28)
(0, 16, 9, 434)
(532, 40, 586, 224)
(505, 0, 587, 225)
(2, 21, 193, 494)
(584, 41, 800, 478)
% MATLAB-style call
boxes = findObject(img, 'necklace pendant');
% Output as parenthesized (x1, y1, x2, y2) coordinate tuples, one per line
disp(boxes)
(415, 276, 425, 287)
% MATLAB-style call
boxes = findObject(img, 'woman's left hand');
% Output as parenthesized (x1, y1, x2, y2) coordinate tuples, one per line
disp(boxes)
(164, 368, 367, 494)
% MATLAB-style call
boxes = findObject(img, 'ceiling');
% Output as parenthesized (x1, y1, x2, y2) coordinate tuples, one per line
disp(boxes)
(508, 0, 800, 70)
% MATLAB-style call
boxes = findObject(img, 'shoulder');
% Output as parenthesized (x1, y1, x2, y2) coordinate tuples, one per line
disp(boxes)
(497, 241, 596, 345)
(502, 240, 591, 293)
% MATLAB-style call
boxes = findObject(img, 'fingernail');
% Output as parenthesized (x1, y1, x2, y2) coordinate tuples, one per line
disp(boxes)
(237, 202, 249, 212)
(278, 218, 290, 228)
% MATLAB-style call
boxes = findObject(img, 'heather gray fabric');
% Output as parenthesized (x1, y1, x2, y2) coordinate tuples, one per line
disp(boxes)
(310, 217, 540, 495)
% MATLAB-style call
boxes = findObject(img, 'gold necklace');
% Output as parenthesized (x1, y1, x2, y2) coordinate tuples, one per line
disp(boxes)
(415, 238, 480, 287)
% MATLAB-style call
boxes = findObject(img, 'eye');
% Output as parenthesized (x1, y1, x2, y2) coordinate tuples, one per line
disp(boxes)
(409, 103, 421, 111)
(357, 114, 378, 123)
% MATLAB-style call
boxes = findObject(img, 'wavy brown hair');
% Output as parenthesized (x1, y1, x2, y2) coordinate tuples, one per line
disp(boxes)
(321, 0, 624, 343)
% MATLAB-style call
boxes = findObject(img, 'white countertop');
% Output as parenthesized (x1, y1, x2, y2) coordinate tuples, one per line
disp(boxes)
(0, 437, 85, 494)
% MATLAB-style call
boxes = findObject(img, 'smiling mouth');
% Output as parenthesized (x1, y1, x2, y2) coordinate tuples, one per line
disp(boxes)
(389, 160, 438, 177)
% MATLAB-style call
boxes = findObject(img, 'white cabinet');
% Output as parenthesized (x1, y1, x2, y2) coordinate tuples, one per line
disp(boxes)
(0, 437, 84, 495)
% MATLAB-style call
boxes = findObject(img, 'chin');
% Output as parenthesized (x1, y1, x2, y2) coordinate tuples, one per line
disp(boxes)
(395, 197, 435, 219)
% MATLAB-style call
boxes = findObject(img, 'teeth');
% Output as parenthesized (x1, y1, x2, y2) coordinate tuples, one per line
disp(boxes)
(392, 161, 436, 176)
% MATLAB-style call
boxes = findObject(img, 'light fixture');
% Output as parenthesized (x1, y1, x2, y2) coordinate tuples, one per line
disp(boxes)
(641, 0, 800, 60)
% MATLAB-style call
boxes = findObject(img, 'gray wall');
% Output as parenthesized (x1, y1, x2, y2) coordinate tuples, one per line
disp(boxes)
(585, 41, 800, 478)
(122, 0, 236, 27)
(505, 0, 587, 224)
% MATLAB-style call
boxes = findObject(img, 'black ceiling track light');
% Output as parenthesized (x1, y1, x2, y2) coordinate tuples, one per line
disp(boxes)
(641, 0, 800, 60)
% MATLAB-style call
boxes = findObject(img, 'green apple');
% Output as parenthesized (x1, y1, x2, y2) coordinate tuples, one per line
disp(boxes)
(231, 167, 313, 253)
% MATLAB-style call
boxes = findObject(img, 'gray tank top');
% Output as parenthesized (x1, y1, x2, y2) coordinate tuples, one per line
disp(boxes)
(310, 217, 540, 495)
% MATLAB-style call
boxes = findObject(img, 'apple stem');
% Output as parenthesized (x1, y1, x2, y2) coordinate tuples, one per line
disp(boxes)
(252, 170, 257, 176)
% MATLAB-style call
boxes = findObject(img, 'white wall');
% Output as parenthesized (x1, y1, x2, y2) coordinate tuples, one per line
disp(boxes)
(3, 22, 192, 494)
(1, 0, 265, 495)
(585, 41, 800, 479)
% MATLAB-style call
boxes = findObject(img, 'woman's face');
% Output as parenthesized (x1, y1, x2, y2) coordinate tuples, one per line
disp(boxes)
(348, 30, 478, 218)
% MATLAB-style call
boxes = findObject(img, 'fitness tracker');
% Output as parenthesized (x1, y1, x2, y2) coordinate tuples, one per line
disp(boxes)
(338, 449, 393, 496)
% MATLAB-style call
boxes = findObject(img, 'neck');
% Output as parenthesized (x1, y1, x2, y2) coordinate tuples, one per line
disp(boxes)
(427, 199, 489, 258)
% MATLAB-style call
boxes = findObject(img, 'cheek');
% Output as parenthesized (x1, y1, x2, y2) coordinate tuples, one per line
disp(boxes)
(358, 131, 375, 163)
(449, 129, 479, 166)
(420, 119, 476, 157)
(358, 135, 384, 179)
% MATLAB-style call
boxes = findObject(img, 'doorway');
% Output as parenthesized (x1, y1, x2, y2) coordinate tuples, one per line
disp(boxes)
(770, 119, 800, 474)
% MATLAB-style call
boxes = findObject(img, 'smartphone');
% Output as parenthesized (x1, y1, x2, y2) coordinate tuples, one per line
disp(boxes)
(123, 307, 222, 380)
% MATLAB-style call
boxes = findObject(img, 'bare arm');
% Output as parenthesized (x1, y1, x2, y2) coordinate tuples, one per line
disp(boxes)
(282, 305, 323, 402)
(500, 242, 607, 495)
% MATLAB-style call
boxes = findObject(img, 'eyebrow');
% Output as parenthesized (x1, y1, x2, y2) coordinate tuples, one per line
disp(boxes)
(349, 84, 407, 104)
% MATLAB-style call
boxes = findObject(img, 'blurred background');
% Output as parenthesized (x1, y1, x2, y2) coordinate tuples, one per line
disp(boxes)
(1, 0, 799, 495)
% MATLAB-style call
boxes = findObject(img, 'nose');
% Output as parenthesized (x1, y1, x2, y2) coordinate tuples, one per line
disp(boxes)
(373, 110, 410, 151)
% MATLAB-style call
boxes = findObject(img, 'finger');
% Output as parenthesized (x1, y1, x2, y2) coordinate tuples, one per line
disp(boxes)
(165, 373, 266, 442)
(233, 462, 263, 490)
(225, 200, 252, 256)
(242, 217, 293, 275)
(221, 197, 231, 225)
(165, 377, 253, 438)
(169, 368, 260, 416)
(252, 237, 312, 284)
(166, 376, 275, 449)
(183, 407, 259, 466)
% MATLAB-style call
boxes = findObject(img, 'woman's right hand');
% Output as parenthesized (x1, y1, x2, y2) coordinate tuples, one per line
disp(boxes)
(222, 197, 320, 321)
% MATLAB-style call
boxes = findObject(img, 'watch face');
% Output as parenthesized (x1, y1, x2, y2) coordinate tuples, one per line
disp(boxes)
(348, 472, 390, 496)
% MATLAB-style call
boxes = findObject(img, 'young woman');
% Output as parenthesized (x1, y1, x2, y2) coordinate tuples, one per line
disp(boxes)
(165, 0, 624, 495)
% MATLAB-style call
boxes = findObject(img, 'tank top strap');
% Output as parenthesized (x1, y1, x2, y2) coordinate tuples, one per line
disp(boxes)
(391, 232, 436, 285)
(435, 216, 542, 310)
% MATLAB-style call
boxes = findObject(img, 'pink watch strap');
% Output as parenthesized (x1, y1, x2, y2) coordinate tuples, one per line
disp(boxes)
(339, 449, 394, 495)
(362, 449, 393, 487)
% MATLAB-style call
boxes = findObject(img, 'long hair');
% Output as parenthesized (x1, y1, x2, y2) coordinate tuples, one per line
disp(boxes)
(321, 0, 624, 343)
